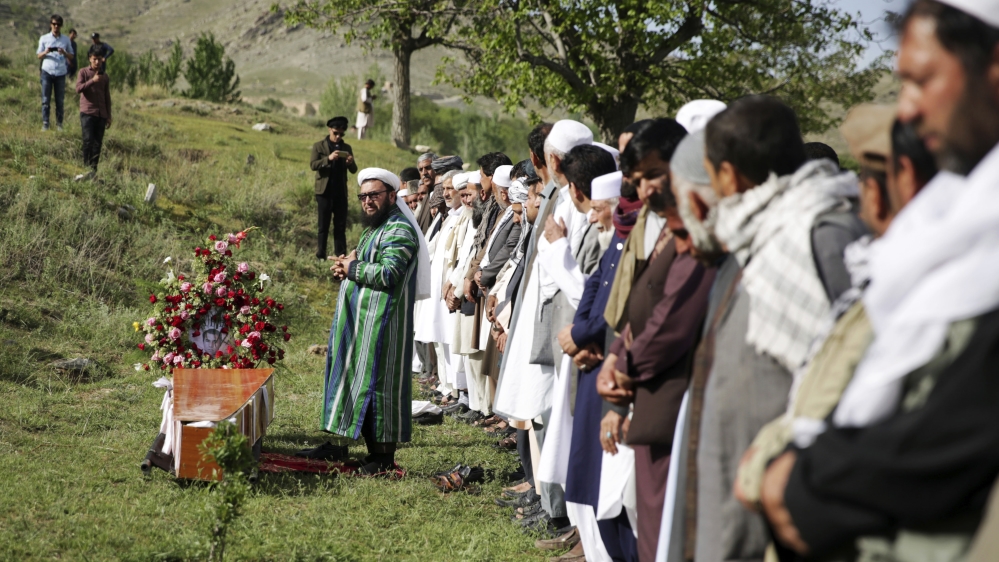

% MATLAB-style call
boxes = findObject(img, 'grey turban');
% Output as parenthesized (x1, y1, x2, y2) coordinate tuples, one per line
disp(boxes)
(431, 155, 463, 174)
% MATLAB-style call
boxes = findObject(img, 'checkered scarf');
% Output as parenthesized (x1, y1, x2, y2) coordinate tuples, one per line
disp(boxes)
(714, 160, 859, 371)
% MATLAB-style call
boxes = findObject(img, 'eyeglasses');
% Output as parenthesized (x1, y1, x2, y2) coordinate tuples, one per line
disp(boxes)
(330, 130, 344, 137)
(50, 22, 62, 27)
(357, 190, 389, 201)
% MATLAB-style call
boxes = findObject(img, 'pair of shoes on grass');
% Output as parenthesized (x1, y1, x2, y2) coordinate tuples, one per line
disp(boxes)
(414, 410, 444, 425)
(431, 463, 484, 493)
(293, 441, 349, 462)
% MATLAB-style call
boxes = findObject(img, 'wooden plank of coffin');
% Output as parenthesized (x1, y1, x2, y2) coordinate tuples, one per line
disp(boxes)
(177, 425, 222, 480)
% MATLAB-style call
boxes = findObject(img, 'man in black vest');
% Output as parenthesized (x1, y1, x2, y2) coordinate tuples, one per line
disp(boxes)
(310, 116, 358, 259)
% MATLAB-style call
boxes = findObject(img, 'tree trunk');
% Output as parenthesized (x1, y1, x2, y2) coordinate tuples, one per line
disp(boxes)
(592, 96, 641, 144)
(390, 45, 412, 148)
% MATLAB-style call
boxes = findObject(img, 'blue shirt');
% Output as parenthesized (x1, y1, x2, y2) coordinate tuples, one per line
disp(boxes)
(37, 33, 74, 76)
(570, 231, 627, 349)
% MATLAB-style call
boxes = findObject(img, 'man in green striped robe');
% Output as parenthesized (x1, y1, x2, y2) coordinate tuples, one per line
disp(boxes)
(322, 168, 421, 474)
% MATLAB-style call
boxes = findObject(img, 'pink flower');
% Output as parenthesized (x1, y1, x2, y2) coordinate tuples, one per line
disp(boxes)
(247, 331, 261, 341)
(215, 286, 227, 297)
(173, 355, 184, 365)
(168, 327, 181, 340)
(151, 351, 160, 362)
(228, 233, 239, 244)
(239, 305, 251, 315)
(214, 240, 229, 253)
(213, 272, 227, 283)
(237, 262, 249, 273)
(180, 311, 190, 320)
(146, 317, 157, 326)
(202, 282, 214, 294)
(241, 339, 253, 348)
(180, 282, 193, 293)
(163, 352, 175, 364)
(144, 333, 155, 344)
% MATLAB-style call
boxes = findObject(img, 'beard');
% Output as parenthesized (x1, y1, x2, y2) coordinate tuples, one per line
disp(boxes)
(360, 202, 393, 228)
(676, 187, 725, 264)
(472, 193, 490, 227)
(647, 189, 672, 214)
(936, 74, 999, 175)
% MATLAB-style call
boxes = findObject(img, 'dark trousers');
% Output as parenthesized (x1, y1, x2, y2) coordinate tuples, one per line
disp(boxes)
(316, 190, 347, 258)
(633, 444, 672, 562)
(40, 71, 66, 127)
(80, 113, 107, 170)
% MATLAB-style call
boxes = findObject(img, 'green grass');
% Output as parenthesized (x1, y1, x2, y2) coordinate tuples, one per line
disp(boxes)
(0, 50, 544, 561)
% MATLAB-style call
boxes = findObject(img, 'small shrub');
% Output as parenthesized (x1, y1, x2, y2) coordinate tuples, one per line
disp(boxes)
(184, 33, 240, 103)
(200, 422, 256, 562)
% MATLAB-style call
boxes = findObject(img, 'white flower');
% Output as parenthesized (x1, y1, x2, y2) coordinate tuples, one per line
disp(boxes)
(133, 363, 143, 371)
(259, 273, 271, 282)
(163, 257, 172, 264)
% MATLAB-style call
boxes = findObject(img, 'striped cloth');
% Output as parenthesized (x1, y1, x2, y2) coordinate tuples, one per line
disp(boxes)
(714, 160, 859, 371)
(322, 207, 420, 443)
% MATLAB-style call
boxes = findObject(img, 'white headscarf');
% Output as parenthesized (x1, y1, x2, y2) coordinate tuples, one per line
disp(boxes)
(358, 168, 431, 300)
(834, 143, 999, 427)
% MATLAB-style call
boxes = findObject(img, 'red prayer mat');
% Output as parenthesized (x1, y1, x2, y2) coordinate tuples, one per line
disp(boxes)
(259, 452, 405, 479)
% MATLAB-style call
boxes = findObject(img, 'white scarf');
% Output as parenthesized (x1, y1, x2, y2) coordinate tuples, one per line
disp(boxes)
(394, 198, 431, 300)
(834, 143, 999, 427)
(715, 159, 859, 371)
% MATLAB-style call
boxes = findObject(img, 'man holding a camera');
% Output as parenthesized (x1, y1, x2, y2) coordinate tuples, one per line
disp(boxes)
(310, 116, 358, 260)
(36, 14, 75, 132)
(76, 48, 112, 174)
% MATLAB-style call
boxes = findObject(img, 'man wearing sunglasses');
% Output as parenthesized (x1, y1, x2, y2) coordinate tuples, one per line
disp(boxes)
(310, 116, 358, 260)
(36, 14, 74, 132)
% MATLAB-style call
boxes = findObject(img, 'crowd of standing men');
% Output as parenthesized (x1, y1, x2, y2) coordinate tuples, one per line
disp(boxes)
(299, 0, 999, 560)
(36, 14, 114, 176)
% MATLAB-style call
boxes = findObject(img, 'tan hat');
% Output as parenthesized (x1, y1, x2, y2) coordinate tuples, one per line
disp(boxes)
(839, 103, 897, 173)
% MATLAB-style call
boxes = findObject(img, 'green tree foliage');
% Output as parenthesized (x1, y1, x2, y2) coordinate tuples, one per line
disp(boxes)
(136, 41, 185, 91)
(443, 0, 888, 140)
(200, 422, 256, 562)
(105, 51, 138, 92)
(184, 33, 241, 103)
(279, 1, 465, 147)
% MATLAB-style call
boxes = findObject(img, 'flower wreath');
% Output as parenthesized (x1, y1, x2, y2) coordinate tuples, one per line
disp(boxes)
(134, 228, 291, 371)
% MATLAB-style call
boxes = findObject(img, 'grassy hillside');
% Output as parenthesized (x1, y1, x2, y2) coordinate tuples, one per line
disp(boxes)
(0, 51, 546, 561)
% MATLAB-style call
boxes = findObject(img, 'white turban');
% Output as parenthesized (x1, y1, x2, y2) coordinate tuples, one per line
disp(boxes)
(467, 170, 482, 185)
(591, 171, 622, 201)
(548, 120, 593, 154)
(452, 172, 470, 190)
(508, 179, 529, 204)
(676, 100, 727, 133)
(357, 167, 430, 300)
(357, 168, 401, 191)
(937, 0, 999, 27)
(398, 188, 410, 197)
(492, 165, 513, 189)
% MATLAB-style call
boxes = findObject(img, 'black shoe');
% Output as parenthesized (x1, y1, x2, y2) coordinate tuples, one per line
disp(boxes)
(510, 501, 544, 522)
(442, 402, 469, 416)
(495, 488, 539, 508)
(456, 409, 485, 424)
(294, 441, 348, 461)
(414, 411, 444, 425)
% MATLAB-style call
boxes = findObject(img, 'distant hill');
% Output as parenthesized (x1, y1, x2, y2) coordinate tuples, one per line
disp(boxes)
(0, 0, 477, 111)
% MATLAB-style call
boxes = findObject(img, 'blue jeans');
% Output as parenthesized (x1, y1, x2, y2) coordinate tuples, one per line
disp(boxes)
(40, 71, 66, 127)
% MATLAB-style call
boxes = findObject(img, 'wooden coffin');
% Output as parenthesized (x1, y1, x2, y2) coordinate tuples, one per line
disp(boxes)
(172, 368, 275, 480)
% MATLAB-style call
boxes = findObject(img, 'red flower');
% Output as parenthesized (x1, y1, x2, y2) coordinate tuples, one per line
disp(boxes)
(265, 298, 276, 308)
(138, 343, 146, 350)
(283, 333, 291, 342)
(281, 325, 288, 332)
(227, 291, 236, 299)
(225, 250, 232, 257)
(261, 308, 271, 316)
(215, 350, 223, 358)
(144, 365, 150, 371)
(226, 345, 234, 354)
(251, 298, 260, 306)
(267, 357, 276, 365)
(277, 304, 284, 311)
(214, 298, 225, 307)
(178, 275, 185, 281)
(193, 330, 201, 337)
(149, 295, 157, 303)
(239, 324, 250, 334)
(247, 272, 255, 280)
(255, 321, 265, 331)
(209, 235, 217, 241)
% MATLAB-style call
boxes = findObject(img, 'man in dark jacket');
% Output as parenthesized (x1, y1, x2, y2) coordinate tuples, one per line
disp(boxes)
(310, 116, 358, 259)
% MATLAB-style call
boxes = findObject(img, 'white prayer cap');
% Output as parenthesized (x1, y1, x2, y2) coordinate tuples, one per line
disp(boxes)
(670, 130, 712, 185)
(467, 170, 482, 185)
(676, 100, 727, 133)
(547, 119, 594, 154)
(936, 0, 999, 27)
(592, 142, 621, 169)
(398, 188, 410, 197)
(492, 165, 514, 188)
(452, 172, 471, 190)
(358, 168, 400, 191)
(508, 179, 529, 204)
(591, 171, 623, 201)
